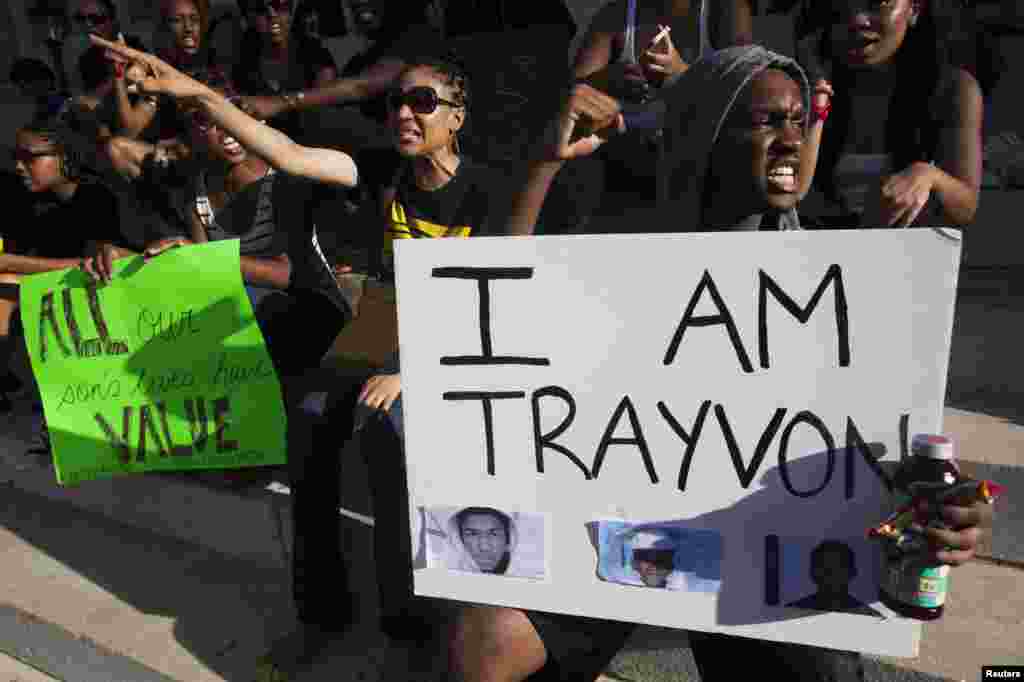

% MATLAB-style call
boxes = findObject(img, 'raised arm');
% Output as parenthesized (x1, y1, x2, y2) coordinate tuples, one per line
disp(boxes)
(714, 0, 756, 48)
(241, 57, 407, 122)
(798, 79, 834, 199)
(504, 84, 624, 236)
(91, 35, 358, 188)
(572, 1, 619, 81)
(111, 67, 160, 138)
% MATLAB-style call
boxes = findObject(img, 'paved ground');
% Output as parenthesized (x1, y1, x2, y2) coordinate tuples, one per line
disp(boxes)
(0, 266, 1021, 682)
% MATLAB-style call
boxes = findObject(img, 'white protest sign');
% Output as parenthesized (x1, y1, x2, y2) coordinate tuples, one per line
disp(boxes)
(395, 230, 961, 657)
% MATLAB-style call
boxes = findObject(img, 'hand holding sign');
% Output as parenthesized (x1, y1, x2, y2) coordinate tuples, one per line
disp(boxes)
(540, 84, 624, 161)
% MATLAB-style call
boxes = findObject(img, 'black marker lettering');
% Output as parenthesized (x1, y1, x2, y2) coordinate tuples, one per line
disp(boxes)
(658, 400, 712, 492)
(214, 397, 239, 453)
(664, 270, 754, 373)
(185, 398, 209, 452)
(137, 404, 169, 460)
(432, 267, 550, 366)
(765, 534, 781, 606)
(531, 386, 591, 479)
(844, 417, 892, 498)
(95, 407, 132, 464)
(156, 401, 191, 457)
(758, 265, 849, 369)
(62, 288, 99, 356)
(716, 404, 787, 488)
(777, 410, 835, 498)
(86, 283, 128, 355)
(899, 413, 909, 462)
(38, 291, 70, 362)
(443, 391, 526, 475)
(592, 396, 658, 484)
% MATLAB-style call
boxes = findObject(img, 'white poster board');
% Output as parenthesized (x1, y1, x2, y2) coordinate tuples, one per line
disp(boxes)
(395, 230, 961, 657)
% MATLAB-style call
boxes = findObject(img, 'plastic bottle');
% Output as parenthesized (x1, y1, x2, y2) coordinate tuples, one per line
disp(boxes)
(878, 434, 960, 620)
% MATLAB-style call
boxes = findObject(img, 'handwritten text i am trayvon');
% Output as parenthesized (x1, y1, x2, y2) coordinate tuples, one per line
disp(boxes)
(434, 266, 902, 500)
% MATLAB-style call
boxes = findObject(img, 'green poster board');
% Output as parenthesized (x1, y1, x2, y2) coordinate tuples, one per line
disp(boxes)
(19, 241, 287, 486)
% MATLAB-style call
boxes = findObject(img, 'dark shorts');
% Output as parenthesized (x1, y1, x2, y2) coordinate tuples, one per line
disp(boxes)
(522, 612, 865, 682)
(524, 610, 636, 681)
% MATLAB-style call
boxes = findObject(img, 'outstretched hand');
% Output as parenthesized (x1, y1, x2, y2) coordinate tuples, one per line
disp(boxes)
(540, 84, 624, 162)
(90, 34, 208, 101)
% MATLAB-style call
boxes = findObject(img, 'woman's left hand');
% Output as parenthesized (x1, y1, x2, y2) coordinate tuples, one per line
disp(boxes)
(879, 162, 937, 227)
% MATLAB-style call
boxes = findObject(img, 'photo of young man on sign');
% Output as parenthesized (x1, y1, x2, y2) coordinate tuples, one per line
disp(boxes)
(424, 506, 546, 580)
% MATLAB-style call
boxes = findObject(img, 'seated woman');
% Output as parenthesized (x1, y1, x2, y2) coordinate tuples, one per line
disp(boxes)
(793, 0, 983, 228)
(89, 35, 357, 378)
(256, 53, 504, 676)
(451, 46, 992, 682)
(2, 115, 131, 462)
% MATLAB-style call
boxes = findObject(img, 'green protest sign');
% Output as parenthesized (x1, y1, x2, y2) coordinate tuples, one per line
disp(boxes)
(19, 241, 286, 486)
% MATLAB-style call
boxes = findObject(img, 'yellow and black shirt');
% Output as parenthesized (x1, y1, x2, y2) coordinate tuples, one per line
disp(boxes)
(358, 149, 500, 276)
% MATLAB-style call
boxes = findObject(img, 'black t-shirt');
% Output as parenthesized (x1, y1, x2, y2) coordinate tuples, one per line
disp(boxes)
(356, 149, 501, 276)
(12, 180, 124, 258)
(186, 170, 346, 314)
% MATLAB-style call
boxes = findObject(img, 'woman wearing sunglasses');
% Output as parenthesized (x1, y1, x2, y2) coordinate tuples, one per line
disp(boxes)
(1, 115, 132, 460)
(793, 0, 982, 228)
(89, 35, 356, 379)
(259, 55, 504, 676)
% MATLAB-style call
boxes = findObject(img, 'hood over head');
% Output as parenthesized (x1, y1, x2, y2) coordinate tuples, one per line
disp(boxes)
(661, 45, 811, 230)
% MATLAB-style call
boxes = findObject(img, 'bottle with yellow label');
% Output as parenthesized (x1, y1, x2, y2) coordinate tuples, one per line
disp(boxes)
(879, 434, 960, 620)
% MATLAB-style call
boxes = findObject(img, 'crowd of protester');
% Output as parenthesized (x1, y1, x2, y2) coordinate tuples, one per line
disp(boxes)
(0, 1, 995, 680)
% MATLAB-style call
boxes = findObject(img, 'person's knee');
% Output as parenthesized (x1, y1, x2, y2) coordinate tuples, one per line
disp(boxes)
(449, 606, 546, 682)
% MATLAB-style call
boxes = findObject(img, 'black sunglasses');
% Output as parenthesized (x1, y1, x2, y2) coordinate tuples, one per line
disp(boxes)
(12, 148, 58, 164)
(72, 11, 111, 24)
(386, 86, 462, 115)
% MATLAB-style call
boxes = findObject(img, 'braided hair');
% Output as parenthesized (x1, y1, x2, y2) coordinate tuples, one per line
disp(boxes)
(400, 50, 471, 154)
(19, 113, 81, 182)
(402, 50, 471, 111)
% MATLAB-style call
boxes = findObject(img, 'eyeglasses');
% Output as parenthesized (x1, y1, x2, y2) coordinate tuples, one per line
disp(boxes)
(12, 149, 58, 164)
(386, 86, 462, 115)
(72, 11, 111, 25)
(250, 0, 292, 16)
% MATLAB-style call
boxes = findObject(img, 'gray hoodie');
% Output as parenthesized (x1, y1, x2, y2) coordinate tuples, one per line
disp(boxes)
(659, 45, 812, 231)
